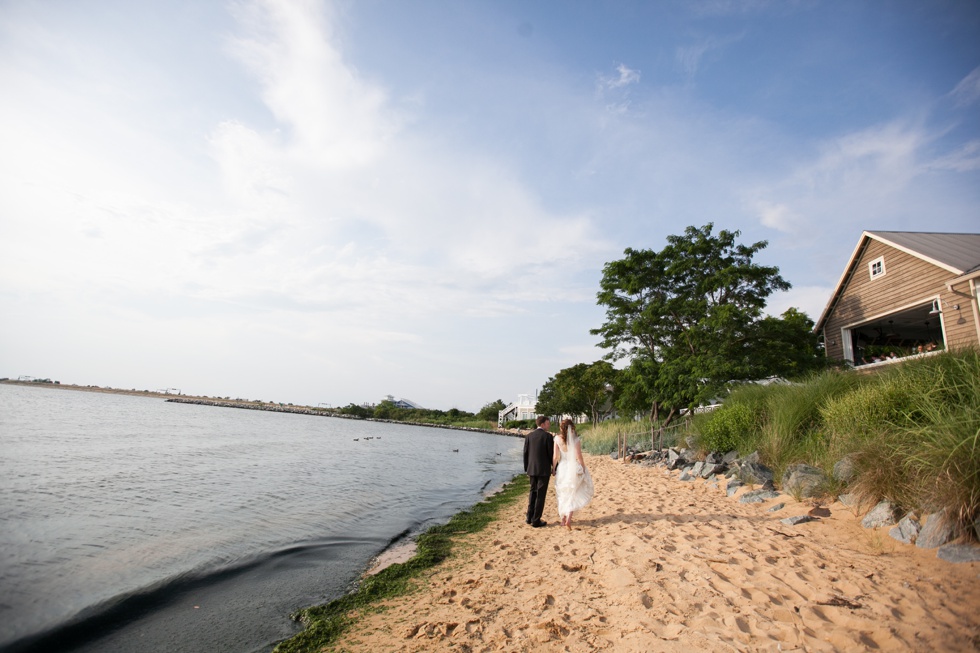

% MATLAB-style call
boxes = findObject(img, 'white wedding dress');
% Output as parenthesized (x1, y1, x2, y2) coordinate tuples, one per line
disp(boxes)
(555, 429, 594, 519)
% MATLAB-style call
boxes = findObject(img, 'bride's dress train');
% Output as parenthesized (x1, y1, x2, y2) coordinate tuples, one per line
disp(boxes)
(555, 433, 594, 519)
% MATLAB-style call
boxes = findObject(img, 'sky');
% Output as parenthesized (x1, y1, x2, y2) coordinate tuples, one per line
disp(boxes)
(1, 0, 978, 412)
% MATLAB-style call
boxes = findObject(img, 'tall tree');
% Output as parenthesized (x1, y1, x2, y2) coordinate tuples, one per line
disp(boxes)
(592, 223, 790, 424)
(749, 308, 824, 379)
(535, 361, 618, 427)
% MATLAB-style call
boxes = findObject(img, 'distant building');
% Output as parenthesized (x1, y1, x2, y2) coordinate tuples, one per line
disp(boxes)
(498, 393, 537, 426)
(383, 394, 425, 410)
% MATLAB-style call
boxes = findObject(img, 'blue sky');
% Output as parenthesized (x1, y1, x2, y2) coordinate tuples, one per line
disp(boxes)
(1, 0, 978, 411)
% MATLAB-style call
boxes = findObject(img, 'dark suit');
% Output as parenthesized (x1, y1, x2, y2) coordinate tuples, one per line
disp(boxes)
(523, 426, 554, 524)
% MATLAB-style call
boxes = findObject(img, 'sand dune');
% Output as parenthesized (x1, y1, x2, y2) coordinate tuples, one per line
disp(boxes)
(333, 454, 980, 652)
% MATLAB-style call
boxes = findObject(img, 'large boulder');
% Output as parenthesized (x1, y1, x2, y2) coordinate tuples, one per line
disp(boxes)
(740, 489, 781, 504)
(782, 464, 829, 499)
(667, 448, 688, 470)
(916, 512, 955, 549)
(861, 501, 900, 529)
(832, 455, 858, 485)
(701, 462, 726, 478)
(889, 515, 920, 545)
(936, 543, 980, 563)
(739, 461, 775, 485)
(725, 478, 743, 497)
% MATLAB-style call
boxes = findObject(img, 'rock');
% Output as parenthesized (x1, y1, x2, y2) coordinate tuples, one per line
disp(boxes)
(889, 515, 920, 545)
(916, 512, 956, 549)
(739, 462, 774, 485)
(833, 455, 858, 485)
(701, 463, 726, 478)
(838, 493, 858, 507)
(726, 478, 743, 497)
(782, 464, 829, 499)
(667, 452, 688, 470)
(781, 515, 815, 526)
(691, 461, 705, 477)
(679, 471, 694, 482)
(768, 503, 785, 512)
(861, 501, 899, 529)
(936, 543, 980, 563)
(743, 451, 761, 465)
(740, 489, 781, 504)
(761, 479, 776, 492)
(723, 450, 740, 464)
(610, 450, 619, 460)
(705, 451, 722, 464)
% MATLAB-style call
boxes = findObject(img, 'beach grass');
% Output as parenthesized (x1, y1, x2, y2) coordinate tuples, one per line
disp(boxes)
(689, 348, 980, 537)
(273, 475, 529, 652)
(577, 418, 673, 456)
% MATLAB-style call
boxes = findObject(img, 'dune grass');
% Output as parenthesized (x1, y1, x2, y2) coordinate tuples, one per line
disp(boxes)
(576, 418, 682, 456)
(273, 475, 529, 653)
(689, 348, 980, 537)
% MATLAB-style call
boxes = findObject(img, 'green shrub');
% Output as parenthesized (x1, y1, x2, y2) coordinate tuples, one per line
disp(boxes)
(696, 403, 752, 453)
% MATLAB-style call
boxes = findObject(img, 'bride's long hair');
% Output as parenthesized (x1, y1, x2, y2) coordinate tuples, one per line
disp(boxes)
(559, 418, 575, 443)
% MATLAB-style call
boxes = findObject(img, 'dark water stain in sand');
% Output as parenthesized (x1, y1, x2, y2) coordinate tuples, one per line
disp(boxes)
(0, 385, 522, 652)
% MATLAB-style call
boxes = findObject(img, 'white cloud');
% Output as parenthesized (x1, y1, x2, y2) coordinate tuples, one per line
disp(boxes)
(599, 63, 640, 90)
(949, 65, 980, 107)
(927, 139, 980, 172)
(765, 285, 833, 321)
(675, 33, 744, 81)
(226, 0, 399, 168)
(753, 201, 803, 234)
(747, 121, 927, 237)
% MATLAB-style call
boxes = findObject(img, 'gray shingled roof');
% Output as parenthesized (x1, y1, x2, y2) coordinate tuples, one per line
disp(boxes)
(868, 231, 980, 274)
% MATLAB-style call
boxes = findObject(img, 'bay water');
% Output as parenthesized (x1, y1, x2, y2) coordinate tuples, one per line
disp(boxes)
(0, 384, 523, 652)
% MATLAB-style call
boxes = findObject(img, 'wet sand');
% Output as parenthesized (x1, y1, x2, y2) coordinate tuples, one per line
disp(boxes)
(332, 454, 980, 652)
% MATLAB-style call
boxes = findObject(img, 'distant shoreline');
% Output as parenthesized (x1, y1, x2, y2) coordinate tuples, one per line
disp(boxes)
(0, 379, 524, 438)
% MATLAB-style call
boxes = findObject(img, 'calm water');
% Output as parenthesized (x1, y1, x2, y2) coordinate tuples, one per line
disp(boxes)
(0, 385, 523, 652)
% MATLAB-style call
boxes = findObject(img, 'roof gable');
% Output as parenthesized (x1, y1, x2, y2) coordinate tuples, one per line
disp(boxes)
(814, 230, 980, 333)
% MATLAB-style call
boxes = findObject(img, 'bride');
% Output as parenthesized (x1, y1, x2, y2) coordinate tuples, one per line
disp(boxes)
(552, 418, 594, 529)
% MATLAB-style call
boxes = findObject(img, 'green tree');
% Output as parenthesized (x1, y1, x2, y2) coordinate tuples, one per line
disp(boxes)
(592, 223, 790, 425)
(536, 361, 618, 427)
(477, 399, 506, 422)
(750, 308, 825, 379)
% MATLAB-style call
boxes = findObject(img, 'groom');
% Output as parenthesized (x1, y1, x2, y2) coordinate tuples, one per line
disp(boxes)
(523, 415, 553, 528)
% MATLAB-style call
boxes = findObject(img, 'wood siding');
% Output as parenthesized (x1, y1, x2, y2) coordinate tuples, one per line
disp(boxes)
(822, 238, 980, 361)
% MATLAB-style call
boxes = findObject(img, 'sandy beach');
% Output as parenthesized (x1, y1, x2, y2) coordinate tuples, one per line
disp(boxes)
(331, 454, 979, 652)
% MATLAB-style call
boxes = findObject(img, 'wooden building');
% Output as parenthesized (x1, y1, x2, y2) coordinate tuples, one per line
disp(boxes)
(814, 231, 980, 366)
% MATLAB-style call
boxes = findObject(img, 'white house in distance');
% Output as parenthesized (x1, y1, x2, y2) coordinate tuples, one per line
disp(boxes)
(384, 395, 425, 410)
(498, 393, 537, 427)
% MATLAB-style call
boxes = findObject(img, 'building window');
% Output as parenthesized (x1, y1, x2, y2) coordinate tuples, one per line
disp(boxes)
(868, 256, 885, 280)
